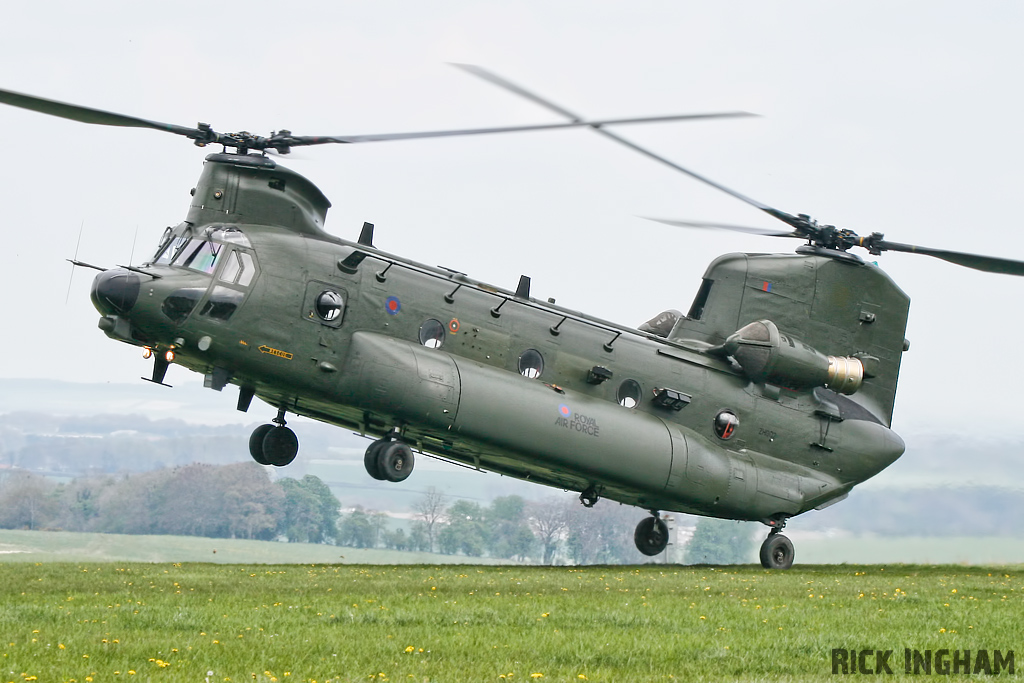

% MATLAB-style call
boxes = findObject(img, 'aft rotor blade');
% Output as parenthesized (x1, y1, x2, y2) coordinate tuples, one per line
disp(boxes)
(644, 217, 800, 237)
(876, 240, 1024, 276)
(0, 87, 204, 139)
(282, 111, 756, 146)
(452, 63, 811, 232)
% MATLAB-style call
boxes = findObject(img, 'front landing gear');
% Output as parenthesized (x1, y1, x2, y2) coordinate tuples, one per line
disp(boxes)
(634, 513, 669, 556)
(249, 409, 298, 467)
(759, 528, 795, 569)
(364, 438, 415, 482)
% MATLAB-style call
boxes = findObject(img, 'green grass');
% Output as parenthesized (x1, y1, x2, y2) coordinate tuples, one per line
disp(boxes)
(0, 562, 1021, 682)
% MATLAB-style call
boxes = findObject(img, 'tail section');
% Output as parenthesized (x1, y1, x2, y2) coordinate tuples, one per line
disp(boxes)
(671, 251, 910, 426)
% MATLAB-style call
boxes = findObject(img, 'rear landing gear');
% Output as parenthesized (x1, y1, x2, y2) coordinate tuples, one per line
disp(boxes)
(634, 513, 669, 556)
(248, 409, 298, 467)
(363, 438, 415, 482)
(759, 525, 795, 569)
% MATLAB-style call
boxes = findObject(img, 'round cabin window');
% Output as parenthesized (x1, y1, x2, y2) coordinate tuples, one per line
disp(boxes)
(315, 290, 344, 322)
(714, 410, 739, 440)
(518, 349, 544, 379)
(617, 379, 642, 408)
(418, 319, 446, 349)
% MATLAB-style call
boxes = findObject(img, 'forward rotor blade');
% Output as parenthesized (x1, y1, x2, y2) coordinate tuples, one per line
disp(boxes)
(0, 87, 203, 138)
(876, 240, 1024, 276)
(282, 111, 756, 146)
(644, 217, 800, 237)
(452, 63, 811, 232)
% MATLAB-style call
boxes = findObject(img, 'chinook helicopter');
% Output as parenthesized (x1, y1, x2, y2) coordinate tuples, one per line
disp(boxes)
(4, 68, 1024, 570)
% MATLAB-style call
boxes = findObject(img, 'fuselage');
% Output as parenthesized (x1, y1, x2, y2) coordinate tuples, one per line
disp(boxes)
(90, 153, 907, 527)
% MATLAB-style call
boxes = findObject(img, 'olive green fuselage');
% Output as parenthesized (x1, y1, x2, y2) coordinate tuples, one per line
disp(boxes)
(94, 154, 908, 527)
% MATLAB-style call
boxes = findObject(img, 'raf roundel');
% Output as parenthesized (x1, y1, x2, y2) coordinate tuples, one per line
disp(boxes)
(384, 296, 401, 315)
(558, 404, 572, 419)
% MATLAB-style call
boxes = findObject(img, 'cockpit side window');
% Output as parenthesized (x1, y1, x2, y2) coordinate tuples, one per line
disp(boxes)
(217, 249, 257, 286)
(236, 252, 256, 286)
(219, 251, 242, 283)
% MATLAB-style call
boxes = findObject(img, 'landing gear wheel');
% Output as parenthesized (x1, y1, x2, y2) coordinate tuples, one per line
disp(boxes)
(759, 533, 795, 569)
(376, 441, 415, 482)
(364, 440, 387, 480)
(262, 426, 298, 467)
(248, 424, 274, 465)
(634, 516, 669, 556)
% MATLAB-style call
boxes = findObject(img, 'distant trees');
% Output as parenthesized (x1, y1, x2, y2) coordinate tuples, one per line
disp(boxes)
(0, 464, 776, 565)
(438, 500, 489, 556)
(0, 463, 339, 543)
(331, 489, 658, 563)
(684, 518, 756, 565)
(278, 475, 339, 543)
(411, 486, 448, 553)
(0, 471, 57, 530)
(528, 497, 571, 565)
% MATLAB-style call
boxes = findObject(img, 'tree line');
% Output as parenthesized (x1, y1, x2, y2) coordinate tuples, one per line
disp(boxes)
(0, 463, 757, 564)
(0, 465, 664, 563)
(0, 463, 338, 543)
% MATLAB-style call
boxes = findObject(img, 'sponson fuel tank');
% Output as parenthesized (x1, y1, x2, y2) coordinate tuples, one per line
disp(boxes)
(338, 332, 852, 520)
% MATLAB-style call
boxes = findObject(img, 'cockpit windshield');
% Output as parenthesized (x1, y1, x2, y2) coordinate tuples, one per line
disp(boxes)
(151, 225, 252, 274)
(154, 228, 190, 265)
(176, 239, 223, 273)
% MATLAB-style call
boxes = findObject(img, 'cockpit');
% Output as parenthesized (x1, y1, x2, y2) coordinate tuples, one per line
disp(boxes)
(145, 224, 260, 323)
(150, 224, 255, 284)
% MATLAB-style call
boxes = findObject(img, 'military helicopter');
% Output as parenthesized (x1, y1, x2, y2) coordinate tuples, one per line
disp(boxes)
(4, 68, 1023, 570)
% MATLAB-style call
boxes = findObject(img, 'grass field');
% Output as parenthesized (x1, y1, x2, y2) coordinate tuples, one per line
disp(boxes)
(1, 561, 1020, 682)
(0, 530, 511, 566)
(5, 528, 1024, 566)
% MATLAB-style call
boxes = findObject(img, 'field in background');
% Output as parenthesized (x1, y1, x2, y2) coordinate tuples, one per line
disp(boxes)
(1, 562, 1020, 682)
(5, 529, 1024, 566)
(0, 530, 509, 566)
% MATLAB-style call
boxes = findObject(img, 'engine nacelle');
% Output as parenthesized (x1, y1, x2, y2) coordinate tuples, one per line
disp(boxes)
(723, 319, 863, 394)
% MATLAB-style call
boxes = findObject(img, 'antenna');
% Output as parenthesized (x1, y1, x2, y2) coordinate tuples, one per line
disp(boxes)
(65, 220, 85, 305)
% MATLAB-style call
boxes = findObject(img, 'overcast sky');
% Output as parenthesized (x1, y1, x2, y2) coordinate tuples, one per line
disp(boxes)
(1, 1, 1022, 437)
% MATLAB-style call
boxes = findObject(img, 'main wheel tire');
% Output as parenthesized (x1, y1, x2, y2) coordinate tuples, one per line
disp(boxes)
(759, 533, 795, 569)
(262, 426, 298, 467)
(634, 516, 669, 556)
(248, 424, 274, 465)
(364, 440, 387, 480)
(377, 441, 415, 482)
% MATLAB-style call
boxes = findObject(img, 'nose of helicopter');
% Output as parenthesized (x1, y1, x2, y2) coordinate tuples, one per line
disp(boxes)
(90, 268, 141, 315)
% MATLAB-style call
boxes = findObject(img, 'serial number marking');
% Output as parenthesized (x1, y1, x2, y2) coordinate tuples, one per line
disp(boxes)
(759, 428, 777, 440)
(258, 345, 293, 360)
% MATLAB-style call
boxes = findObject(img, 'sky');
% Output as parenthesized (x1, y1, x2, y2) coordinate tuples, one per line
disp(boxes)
(1, 1, 1023, 438)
